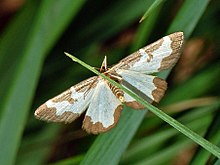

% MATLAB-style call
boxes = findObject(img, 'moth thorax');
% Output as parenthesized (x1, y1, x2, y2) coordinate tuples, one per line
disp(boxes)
(108, 83, 124, 102)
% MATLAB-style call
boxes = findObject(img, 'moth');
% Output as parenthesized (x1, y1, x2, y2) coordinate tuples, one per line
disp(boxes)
(35, 32, 184, 134)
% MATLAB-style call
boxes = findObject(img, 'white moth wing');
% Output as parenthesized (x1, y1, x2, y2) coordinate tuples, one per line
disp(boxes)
(117, 69, 167, 108)
(112, 32, 183, 74)
(122, 88, 145, 109)
(35, 76, 98, 123)
(83, 79, 123, 134)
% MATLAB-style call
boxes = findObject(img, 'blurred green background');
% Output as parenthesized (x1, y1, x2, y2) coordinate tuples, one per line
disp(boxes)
(0, 0, 219, 165)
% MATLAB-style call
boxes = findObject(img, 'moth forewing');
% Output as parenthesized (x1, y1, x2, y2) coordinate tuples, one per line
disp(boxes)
(108, 32, 183, 107)
(35, 76, 98, 124)
(111, 32, 184, 74)
(82, 80, 123, 134)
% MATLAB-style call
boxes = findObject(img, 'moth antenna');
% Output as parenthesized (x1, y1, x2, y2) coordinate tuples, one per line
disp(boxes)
(100, 56, 108, 72)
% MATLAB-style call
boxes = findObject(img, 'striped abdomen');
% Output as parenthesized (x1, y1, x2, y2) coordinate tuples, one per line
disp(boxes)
(107, 83, 124, 101)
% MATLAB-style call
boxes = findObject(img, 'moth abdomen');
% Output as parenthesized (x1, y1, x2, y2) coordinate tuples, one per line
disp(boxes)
(107, 83, 124, 102)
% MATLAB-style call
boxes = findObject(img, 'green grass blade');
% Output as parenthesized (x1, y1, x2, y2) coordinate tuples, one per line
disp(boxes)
(190, 108, 220, 164)
(16, 125, 61, 165)
(214, 159, 220, 165)
(0, 2, 38, 115)
(66, 53, 220, 158)
(121, 104, 218, 164)
(161, 63, 220, 105)
(52, 154, 84, 165)
(71, 0, 155, 47)
(139, 0, 165, 23)
(168, 0, 210, 38)
(131, 4, 162, 51)
(135, 140, 193, 165)
(0, 1, 85, 165)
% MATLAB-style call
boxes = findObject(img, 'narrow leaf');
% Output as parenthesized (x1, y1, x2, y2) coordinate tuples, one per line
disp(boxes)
(66, 53, 220, 158)
(139, 0, 165, 23)
(0, 1, 85, 164)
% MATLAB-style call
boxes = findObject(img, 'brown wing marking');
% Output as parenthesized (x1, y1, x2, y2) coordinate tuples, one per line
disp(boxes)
(35, 104, 80, 123)
(152, 77, 167, 103)
(82, 105, 123, 134)
(34, 76, 98, 123)
(158, 32, 184, 71)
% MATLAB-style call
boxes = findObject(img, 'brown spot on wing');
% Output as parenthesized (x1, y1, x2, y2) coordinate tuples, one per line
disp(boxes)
(116, 52, 141, 70)
(110, 38, 163, 70)
(48, 76, 98, 104)
(35, 104, 80, 124)
(51, 89, 75, 104)
(159, 32, 184, 71)
(82, 105, 123, 134)
(74, 76, 98, 92)
(144, 38, 164, 61)
(152, 77, 167, 103)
